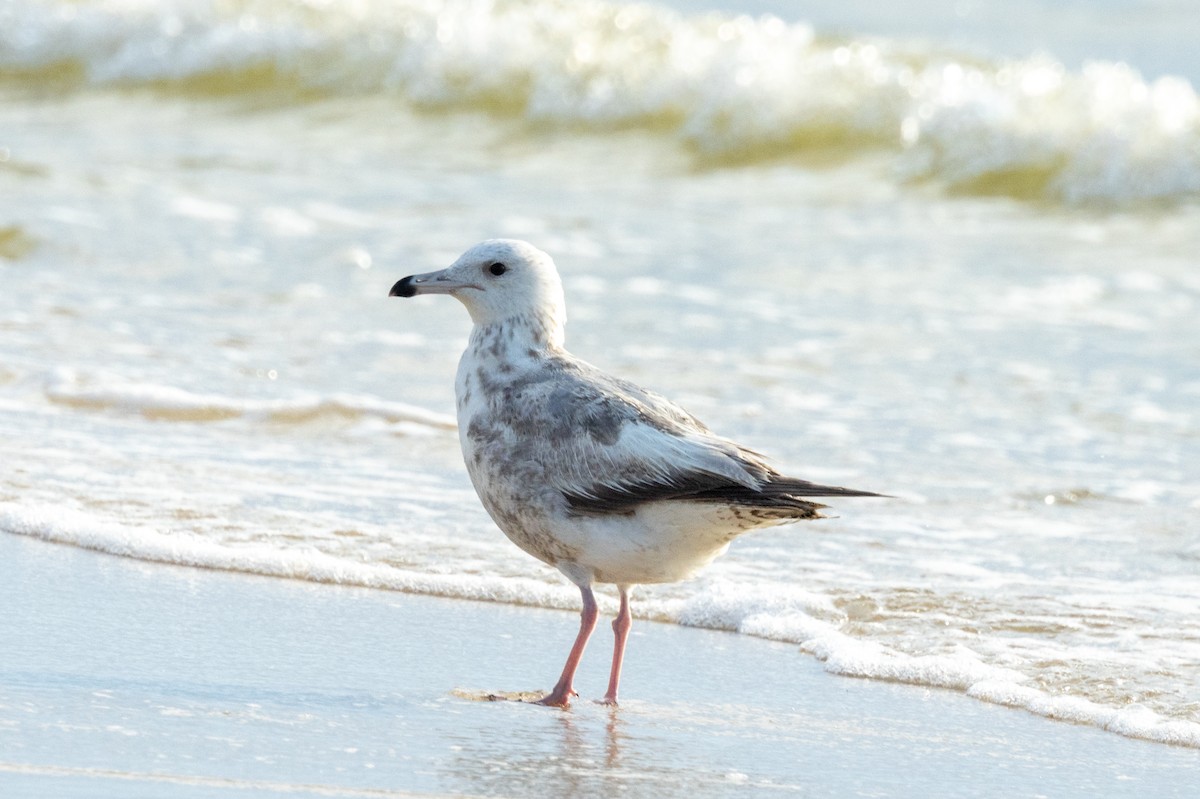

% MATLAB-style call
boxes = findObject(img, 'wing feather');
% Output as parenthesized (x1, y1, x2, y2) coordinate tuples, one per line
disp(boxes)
(500, 356, 882, 516)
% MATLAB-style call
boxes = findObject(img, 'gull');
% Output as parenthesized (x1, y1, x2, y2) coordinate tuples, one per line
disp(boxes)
(390, 239, 881, 707)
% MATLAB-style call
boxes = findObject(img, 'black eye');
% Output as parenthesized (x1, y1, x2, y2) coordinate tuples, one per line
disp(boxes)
(488, 262, 507, 276)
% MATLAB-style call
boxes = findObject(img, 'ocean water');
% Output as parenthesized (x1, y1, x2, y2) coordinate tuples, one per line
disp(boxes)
(2, 0, 1198, 749)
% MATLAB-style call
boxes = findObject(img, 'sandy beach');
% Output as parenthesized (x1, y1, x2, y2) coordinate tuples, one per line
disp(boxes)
(3, 533, 1196, 799)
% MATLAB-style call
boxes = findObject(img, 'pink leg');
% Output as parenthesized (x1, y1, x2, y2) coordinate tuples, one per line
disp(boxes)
(536, 585, 598, 707)
(600, 585, 632, 706)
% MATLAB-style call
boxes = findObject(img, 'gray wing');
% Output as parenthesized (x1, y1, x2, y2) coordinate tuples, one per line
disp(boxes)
(507, 356, 881, 516)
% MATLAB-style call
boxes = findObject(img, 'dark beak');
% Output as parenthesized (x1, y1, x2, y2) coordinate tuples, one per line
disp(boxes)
(388, 268, 481, 298)
(389, 276, 417, 298)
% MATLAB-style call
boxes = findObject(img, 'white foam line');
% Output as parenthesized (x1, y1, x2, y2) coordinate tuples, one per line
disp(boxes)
(43, 371, 456, 429)
(0, 503, 575, 611)
(965, 680, 1200, 749)
(651, 582, 1200, 750)
(4, 501, 1198, 750)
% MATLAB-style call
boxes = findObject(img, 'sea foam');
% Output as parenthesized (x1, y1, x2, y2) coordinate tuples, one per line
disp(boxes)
(2, 0, 1197, 205)
(43, 369, 456, 429)
(0, 502, 576, 608)
(4, 500, 1198, 750)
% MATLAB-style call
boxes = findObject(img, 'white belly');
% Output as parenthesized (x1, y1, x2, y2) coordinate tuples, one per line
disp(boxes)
(559, 501, 750, 585)
(472, 488, 765, 586)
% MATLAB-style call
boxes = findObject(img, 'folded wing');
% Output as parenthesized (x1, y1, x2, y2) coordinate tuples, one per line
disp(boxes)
(523, 358, 882, 516)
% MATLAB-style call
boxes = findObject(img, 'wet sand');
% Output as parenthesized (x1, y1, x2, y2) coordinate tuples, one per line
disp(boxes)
(2, 533, 1196, 798)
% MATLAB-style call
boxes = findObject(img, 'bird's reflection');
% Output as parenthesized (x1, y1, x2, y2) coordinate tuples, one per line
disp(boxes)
(604, 705, 625, 769)
(444, 702, 634, 799)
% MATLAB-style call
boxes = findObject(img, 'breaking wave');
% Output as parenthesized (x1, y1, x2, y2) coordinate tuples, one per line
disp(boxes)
(2, 0, 1198, 204)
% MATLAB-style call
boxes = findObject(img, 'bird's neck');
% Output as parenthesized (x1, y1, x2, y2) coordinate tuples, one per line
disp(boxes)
(457, 314, 563, 421)
(468, 311, 565, 358)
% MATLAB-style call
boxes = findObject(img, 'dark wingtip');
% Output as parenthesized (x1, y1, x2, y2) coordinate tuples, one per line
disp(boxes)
(765, 479, 892, 499)
(389, 276, 417, 298)
(826, 488, 891, 498)
(809, 487, 892, 499)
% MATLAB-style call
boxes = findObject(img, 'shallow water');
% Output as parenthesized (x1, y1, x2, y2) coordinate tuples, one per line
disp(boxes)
(2, 0, 1198, 747)
(6, 534, 1200, 799)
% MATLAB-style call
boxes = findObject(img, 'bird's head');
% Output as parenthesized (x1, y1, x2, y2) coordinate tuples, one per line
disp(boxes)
(390, 239, 566, 342)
